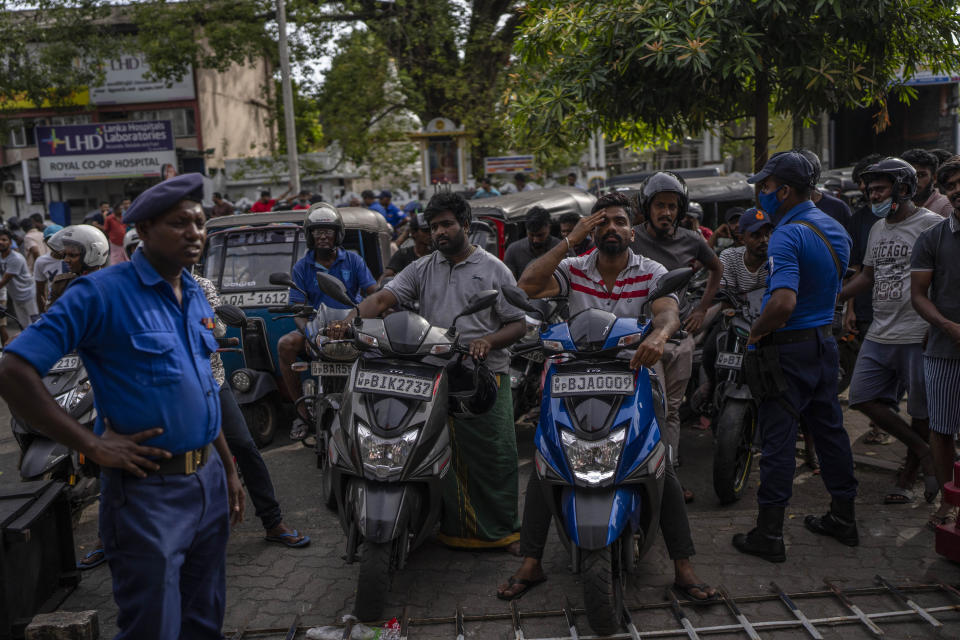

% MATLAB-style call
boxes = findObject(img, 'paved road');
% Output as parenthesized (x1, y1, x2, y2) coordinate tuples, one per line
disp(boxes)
(3, 393, 959, 639)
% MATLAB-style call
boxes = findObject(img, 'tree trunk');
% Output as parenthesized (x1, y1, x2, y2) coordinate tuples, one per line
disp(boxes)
(753, 73, 770, 171)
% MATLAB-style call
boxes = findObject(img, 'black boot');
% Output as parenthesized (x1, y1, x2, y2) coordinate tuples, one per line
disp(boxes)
(732, 506, 786, 563)
(804, 498, 859, 547)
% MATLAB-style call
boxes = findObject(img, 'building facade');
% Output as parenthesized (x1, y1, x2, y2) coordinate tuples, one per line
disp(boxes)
(1, 52, 274, 223)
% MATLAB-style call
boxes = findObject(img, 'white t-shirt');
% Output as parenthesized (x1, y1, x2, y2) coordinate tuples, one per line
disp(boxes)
(33, 254, 67, 297)
(863, 207, 942, 343)
(0, 249, 36, 303)
(554, 249, 674, 317)
(718, 246, 768, 294)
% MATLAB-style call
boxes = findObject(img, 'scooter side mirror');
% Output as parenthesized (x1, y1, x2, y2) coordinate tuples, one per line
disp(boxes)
(447, 289, 499, 336)
(501, 285, 541, 316)
(316, 272, 357, 309)
(649, 267, 694, 301)
(215, 304, 247, 328)
(269, 272, 310, 300)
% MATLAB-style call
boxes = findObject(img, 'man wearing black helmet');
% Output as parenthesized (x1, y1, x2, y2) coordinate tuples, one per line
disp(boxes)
(278, 205, 377, 439)
(630, 171, 724, 501)
(328, 192, 526, 552)
(733, 150, 857, 563)
(838, 158, 942, 508)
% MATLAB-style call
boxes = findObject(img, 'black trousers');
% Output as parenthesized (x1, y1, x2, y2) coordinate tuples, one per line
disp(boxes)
(219, 385, 283, 530)
(519, 460, 696, 561)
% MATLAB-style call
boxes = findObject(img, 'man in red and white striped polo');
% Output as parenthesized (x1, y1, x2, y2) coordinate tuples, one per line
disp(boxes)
(495, 191, 717, 603)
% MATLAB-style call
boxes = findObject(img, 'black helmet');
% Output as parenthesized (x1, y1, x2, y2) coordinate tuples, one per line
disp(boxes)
(304, 203, 344, 248)
(446, 356, 499, 418)
(639, 171, 688, 223)
(860, 157, 918, 202)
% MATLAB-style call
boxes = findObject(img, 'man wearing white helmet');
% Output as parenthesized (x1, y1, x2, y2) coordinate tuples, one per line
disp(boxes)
(123, 228, 141, 260)
(47, 225, 110, 307)
(278, 204, 377, 439)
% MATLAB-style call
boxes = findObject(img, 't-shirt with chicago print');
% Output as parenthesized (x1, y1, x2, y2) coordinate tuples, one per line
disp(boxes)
(863, 207, 941, 343)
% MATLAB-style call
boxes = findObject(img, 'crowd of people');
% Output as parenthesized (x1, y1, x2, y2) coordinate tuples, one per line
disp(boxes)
(0, 142, 958, 638)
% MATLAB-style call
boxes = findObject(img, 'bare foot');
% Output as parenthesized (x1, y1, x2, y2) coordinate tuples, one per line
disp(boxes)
(674, 558, 716, 601)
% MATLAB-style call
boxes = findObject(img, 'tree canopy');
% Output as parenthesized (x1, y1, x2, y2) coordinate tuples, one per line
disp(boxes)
(1, 0, 525, 177)
(509, 0, 960, 168)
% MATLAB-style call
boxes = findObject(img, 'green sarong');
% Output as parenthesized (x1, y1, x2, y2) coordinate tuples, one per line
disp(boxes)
(437, 375, 521, 548)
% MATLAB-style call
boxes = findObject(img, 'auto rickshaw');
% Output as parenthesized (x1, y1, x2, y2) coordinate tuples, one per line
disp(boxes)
(200, 206, 393, 446)
(469, 187, 597, 259)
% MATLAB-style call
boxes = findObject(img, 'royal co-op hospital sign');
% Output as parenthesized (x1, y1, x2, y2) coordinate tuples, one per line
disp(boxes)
(36, 121, 176, 182)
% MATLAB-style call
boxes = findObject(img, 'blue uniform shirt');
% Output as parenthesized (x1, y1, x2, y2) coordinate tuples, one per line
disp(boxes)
(764, 200, 851, 331)
(381, 203, 405, 229)
(290, 247, 376, 309)
(6, 249, 221, 454)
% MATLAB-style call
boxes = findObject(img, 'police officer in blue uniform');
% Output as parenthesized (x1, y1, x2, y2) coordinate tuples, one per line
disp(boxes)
(0, 173, 245, 639)
(732, 151, 859, 563)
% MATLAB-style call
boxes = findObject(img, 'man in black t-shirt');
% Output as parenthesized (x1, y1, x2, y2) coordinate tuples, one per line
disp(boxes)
(381, 213, 433, 281)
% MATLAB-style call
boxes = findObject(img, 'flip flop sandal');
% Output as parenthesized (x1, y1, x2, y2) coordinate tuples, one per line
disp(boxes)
(289, 418, 308, 441)
(496, 575, 547, 601)
(673, 582, 720, 602)
(77, 548, 106, 571)
(864, 430, 893, 445)
(264, 529, 311, 548)
(926, 512, 957, 532)
(883, 487, 913, 505)
(924, 475, 941, 504)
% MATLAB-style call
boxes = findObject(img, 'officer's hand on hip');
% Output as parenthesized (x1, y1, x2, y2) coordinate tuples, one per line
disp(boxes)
(630, 335, 665, 369)
(89, 423, 172, 478)
(226, 472, 245, 526)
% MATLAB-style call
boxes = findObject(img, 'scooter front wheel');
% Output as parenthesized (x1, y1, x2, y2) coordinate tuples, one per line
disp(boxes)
(353, 540, 394, 622)
(581, 544, 624, 636)
(712, 399, 757, 505)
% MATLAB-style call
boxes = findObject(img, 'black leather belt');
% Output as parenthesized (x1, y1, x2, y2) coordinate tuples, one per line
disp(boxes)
(760, 325, 832, 346)
(150, 444, 212, 475)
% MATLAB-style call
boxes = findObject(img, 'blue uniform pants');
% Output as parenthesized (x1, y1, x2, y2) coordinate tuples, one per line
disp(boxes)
(757, 334, 858, 507)
(100, 452, 229, 639)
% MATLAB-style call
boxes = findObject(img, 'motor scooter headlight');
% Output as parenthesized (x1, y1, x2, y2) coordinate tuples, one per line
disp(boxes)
(560, 428, 625, 486)
(320, 341, 359, 361)
(357, 424, 419, 478)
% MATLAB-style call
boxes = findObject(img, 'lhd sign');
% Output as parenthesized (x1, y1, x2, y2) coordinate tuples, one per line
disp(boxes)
(36, 121, 177, 181)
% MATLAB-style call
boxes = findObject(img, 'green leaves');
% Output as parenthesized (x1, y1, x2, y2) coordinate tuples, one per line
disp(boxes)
(508, 0, 960, 164)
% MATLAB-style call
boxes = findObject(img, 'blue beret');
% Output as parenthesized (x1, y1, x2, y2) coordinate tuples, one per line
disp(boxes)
(123, 173, 204, 224)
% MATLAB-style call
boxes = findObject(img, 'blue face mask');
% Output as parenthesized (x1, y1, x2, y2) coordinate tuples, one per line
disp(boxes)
(871, 198, 892, 218)
(757, 186, 783, 217)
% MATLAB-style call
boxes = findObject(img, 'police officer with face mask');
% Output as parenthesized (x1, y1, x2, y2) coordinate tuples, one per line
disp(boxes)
(732, 150, 858, 563)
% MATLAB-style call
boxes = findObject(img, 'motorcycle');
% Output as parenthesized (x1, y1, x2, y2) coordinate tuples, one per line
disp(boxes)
(314, 271, 500, 622)
(709, 288, 764, 505)
(10, 353, 100, 517)
(502, 268, 692, 636)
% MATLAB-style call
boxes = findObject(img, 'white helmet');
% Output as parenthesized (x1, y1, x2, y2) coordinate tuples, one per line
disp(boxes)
(46, 226, 69, 254)
(123, 228, 141, 258)
(60, 225, 110, 268)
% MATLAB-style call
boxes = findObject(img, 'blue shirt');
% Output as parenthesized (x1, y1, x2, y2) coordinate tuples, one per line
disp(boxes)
(764, 201, 851, 331)
(368, 203, 387, 216)
(290, 248, 376, 309)
(381, 203, 405, 229)
(6, 249, 221, 454)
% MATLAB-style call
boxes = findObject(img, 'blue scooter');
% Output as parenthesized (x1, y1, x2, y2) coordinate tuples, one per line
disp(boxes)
(502, 267, 691, 636)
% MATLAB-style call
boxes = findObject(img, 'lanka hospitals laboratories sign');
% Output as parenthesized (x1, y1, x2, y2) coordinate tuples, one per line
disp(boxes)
(36, 121, 177, 181)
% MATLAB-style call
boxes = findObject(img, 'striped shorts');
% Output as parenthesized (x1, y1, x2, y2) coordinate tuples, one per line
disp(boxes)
(923, 356, 960, 435)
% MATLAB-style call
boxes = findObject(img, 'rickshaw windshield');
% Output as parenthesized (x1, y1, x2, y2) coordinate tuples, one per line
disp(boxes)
(204, 226, 307, 297)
